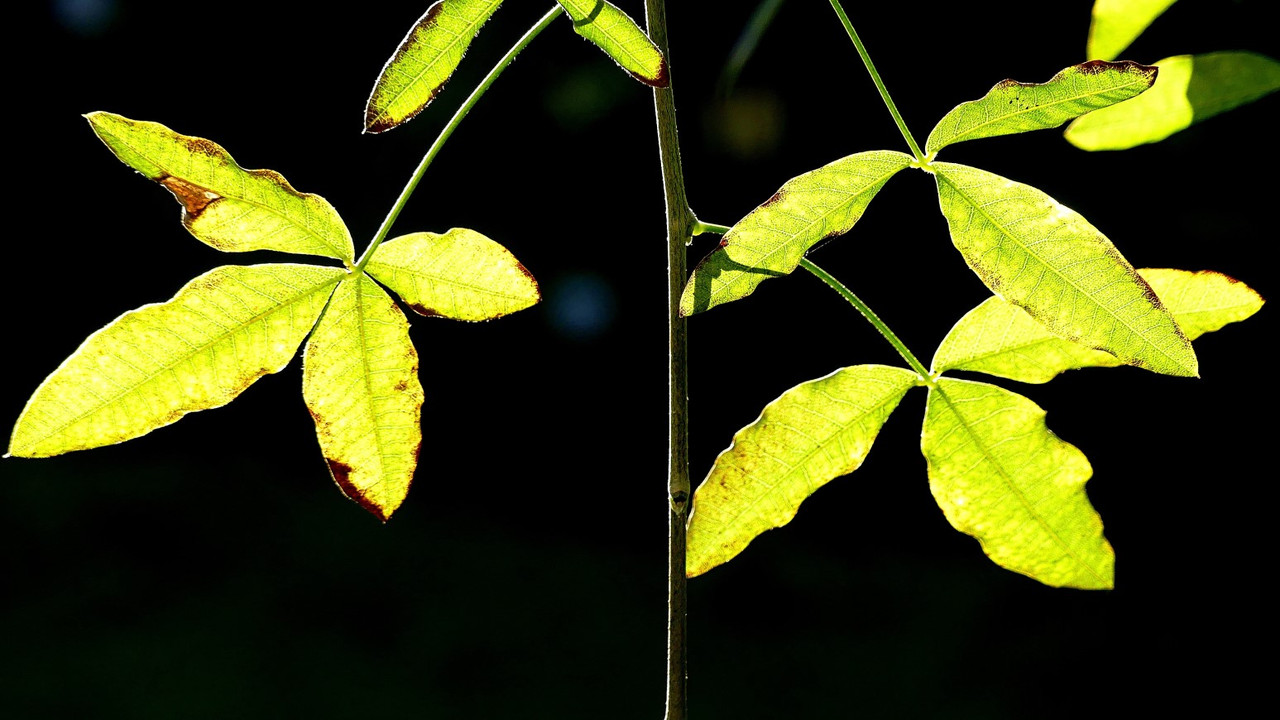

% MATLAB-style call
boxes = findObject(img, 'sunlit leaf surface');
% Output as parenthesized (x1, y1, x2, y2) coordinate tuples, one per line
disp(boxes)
(86, 113, 354, 262)
(367, 228, 540, 321)
(9, 265, 343, 458)
(558, 0, 668, 87)
(926, 61, 1156, 154)
(933, 268, 1263, 382)
(687, 365, 919, 576)
(365, 0, 505, 133)
(932, 161, 1196, 377)
(681, 151, 912, 315)
(1065, 52, 1280, 150)
(303, 274, 423, 521)
(1087, 0, 1178, 61)
(922, 378, 1113, 589)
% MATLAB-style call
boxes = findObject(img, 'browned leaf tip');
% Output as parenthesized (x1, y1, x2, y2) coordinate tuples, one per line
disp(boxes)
(326, 457, 389, 523)
(629, 56, 670, 89)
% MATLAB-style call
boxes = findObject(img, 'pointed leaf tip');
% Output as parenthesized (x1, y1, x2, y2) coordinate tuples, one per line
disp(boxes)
(85, 112, 354, 261)
(364, 0, 505, 133)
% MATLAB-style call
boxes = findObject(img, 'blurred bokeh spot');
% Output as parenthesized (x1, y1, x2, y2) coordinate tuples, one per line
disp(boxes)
(703, 89, 786, 160)
(546, 272, 616, 341)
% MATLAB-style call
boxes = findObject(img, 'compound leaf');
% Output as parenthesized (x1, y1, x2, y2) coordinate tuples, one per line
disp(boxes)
(364, 0, 505, 133)
(681, 151, 912, 315)
(933, 162, 1196, 377)
(926, 61, 1157, 155)
(558, 0, 668, 87)
(1087, 0, 1178, 62)
(933, 268, 1264, 382)
(303, 274, 423, 521)
(922, 378, 1113, 589)
(688, 365, 919, 577)
(366, 228, 540, 321)
(87, 112, 354, 262)
(1065, 52, 1280, 150)
(9, 265, 343, 458)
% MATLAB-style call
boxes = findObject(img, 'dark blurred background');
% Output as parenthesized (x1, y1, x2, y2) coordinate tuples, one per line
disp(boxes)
(3, 1, 1276, 717)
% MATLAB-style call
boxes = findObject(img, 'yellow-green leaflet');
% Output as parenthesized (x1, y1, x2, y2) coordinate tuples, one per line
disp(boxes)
(557, 0, 668, 87)
(8, 265, 343, 458)
(932, 161, 1196, 377)
(86, 113, 354, 262)
(364, 0, 505, 133)
(922, 378, 1113, 590)
(366, 228, 540, 321)
(681, 151, 912, 315)
(933, 268, 1264, 383)
(687, 366, 919, 577)
(303, 274, 423, 522)
(925, 61, 1156, 155)
(1087, 0, 1178, 61)
(1065, 52, 1280, 150)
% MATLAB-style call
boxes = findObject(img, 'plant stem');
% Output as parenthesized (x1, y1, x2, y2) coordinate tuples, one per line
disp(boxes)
(826, 0, 925, 162)
(692, 219, 732, 236)
(353, 4, 565, 273)
(799, 258, 933, 382)
(645, 1, 694, 718)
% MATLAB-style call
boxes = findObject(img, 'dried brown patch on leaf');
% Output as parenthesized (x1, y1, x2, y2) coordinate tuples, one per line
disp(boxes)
(325, 457, 389, 523)
(160, 176, 221, 217)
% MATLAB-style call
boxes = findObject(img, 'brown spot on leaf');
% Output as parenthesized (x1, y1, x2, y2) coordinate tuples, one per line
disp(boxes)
(181, 136, 223, 156)
(160, 176, 221, 217)
(326, 457, 388, 523)
(760, 190, 786, 208)
(407, 303, 443, 318)
(393, 379, 409, 392)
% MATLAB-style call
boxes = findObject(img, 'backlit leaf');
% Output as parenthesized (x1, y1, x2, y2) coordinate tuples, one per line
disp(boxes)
(366, 228, 540, 321)
(933, 268, 1264, 382)
(87, 112, 354, 262)
(9, 265, 343, 458)
(557, 0, 668, 87)
(1065, 52, 1280, 150)
(1087, 0, 1177, 62)
(926, 61, 1156, 155)
(922, 378, 1113, 589)
(364, 0, 505, 133)
(680, 151, 912, 315)
(932, 161, 1196, 377)
(687, 365, 919, 576)
(303, 274, 423, 521)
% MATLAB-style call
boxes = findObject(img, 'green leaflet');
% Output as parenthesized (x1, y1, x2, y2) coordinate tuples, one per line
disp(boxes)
(922, 378, 1113, 590)
(932, 161, 1196, 377)
(925, 61, 1156, 155)
(933, 268, 1264, 383)
(8, 265, 343, 458)
(687, 366, 919, 577)
(303, 274, 424, 522)
(1065, 52, 1280, 150)
(366, 228, 540, 321)
(680, 151, 912, 315)
(86, 113, 354, 262)
(1087, 0, 1178, 62)
(558, 0, 668, 87)
(364, 0, 505, 133)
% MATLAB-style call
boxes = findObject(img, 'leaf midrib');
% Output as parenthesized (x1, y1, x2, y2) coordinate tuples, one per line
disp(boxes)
(930, 382, 1107, 585)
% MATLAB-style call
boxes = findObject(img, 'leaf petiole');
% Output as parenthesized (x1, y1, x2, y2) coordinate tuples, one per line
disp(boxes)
(827, 0, 926, 162)
(354, 4, 566, 273)
(799, 257, 933, 383)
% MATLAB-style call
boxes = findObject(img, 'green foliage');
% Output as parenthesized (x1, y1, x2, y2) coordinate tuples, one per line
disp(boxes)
(680, 151, 912, 315)
(1073, 2, 1279, 149)
(1066, 52, 1280, 150)
(8, 115, 540, 520)
(558, 0, 669, 87)
(933, 268, 1264, 383)
(365, 0, 505, 133)
(925, 60, 1156, 154)
(1087, 0, 1178, 61)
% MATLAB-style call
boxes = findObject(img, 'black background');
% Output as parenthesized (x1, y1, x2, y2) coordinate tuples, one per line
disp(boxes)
(3, 1, 1276, 717)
